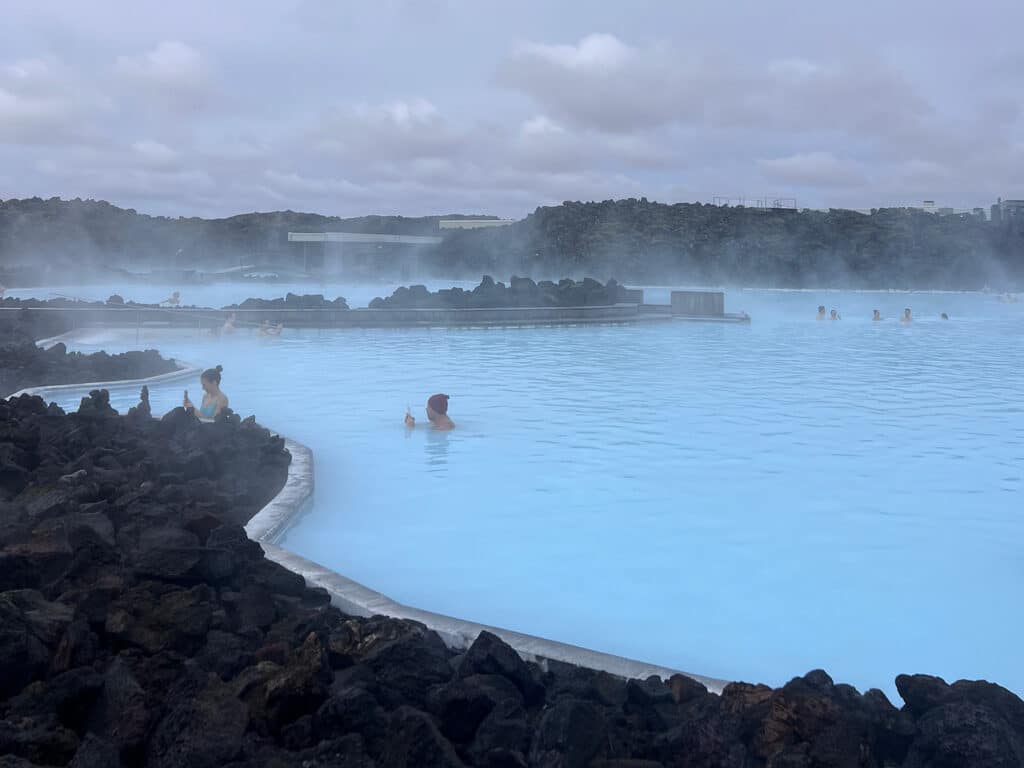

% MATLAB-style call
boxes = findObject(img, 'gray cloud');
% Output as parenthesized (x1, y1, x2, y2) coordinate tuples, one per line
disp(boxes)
(0, 2, 1021, 217)
(759, 152, 869, 189)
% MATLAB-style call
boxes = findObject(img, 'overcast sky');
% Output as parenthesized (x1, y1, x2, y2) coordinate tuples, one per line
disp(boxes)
(1, 0, 1022, 218)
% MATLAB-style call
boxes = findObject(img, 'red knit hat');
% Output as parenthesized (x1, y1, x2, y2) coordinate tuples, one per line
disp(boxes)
(427, 393, 449, 415)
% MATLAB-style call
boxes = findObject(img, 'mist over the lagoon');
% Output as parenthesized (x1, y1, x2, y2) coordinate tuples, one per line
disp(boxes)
(1, 197, 1021, 294)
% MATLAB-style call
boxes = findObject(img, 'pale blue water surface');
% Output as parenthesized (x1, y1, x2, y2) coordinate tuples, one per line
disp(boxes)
(34, 286, 1023, 700)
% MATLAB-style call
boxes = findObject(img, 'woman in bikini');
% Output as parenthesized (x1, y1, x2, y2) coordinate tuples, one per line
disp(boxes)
(184, 365, 229, 421)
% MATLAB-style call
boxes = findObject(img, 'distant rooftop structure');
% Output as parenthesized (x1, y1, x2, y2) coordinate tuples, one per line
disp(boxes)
(287, 232, 442, 245)
(438, 219, 518, 230)
(712, 197, 797, 211)
(992, 198, 1024, 226)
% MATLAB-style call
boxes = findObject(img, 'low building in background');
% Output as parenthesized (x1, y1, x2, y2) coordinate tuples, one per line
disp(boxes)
(438, 219, 518, 230)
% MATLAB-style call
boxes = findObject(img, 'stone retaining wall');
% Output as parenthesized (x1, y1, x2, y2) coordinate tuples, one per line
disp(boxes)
(2, 303, 749, 329)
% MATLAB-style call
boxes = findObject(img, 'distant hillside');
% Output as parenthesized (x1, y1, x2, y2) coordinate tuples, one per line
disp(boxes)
(434, 199, 1024, 289)
(0, 197, 488, 274)
(1, 196, 1022, 289)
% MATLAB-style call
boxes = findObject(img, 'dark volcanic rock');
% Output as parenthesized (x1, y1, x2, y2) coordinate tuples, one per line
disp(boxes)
(429, 673, 524, 743)
(68, 734, 122, 768)
(369, 275, 634, 310)
(531, 697, 608, 768)
(382, 705, 465, 767)
(459, 630, 544, 705)
(145, 667, 248, 768)
(224, 293, 349, 310)
(87, 656, 152, 760)
(260, 632, 333, 731)
(0, 314, 179, 397)
(348, 617, 455, 708)
(897, 675, 1024, 767)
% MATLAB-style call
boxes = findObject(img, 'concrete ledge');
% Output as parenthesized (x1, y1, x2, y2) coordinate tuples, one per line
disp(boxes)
(249, 435, 729, 694)
(0, 303, 749, 328)
(34, 330, 80, 349)
(7, 362, 201, 400)
(244, 439, 314, 544)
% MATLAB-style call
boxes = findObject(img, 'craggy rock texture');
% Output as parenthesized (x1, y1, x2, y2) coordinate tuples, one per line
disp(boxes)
(2, 392, 1023, 767)
(369, 276, 634, 310)
(0, 321, 179, 397)
(224, 293, 350, 311)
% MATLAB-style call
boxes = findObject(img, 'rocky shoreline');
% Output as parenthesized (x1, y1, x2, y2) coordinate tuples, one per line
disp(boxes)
(1, 388, 1023, 766)
(369, 277, 635, 310)
(224, 294, 350, 311)
(0, 316, 181, 399)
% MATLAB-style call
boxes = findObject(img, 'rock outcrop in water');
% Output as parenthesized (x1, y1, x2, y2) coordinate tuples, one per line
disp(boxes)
(0, 320, 180, 398)
(2, 390, 1023, 766)
(223, 293, 350, 311)
(369, 276, 635, 310)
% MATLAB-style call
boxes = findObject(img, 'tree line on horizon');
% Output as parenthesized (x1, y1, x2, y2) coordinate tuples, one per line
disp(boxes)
(1, 196, 1021, 289)
(436, 199, 1024, 289)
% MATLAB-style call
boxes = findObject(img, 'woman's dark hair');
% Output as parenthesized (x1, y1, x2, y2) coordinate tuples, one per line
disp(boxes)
(201, 365, 223, 385)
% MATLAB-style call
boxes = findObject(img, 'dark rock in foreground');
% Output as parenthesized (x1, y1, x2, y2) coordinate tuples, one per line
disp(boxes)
(1, 391, 1022, 767)
(369, 276, 635, 310)
(0, 320, 179, 398)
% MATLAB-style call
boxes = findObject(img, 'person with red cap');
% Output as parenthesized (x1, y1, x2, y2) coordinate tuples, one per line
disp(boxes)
(405, 393, 455, 431)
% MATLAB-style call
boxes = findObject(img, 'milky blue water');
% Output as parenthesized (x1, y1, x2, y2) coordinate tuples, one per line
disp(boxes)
(31, 285, 1024, 700)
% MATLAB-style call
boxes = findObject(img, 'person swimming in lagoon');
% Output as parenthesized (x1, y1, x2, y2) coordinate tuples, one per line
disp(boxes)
(160, 290, 181, 307)
(259, 320, 283, 336)
(941, 312, 949, 320)
(830, 309, 840, 320)
(816, 305, 826, 321)
(222, 313, 237, 334)
(405, 393, 455, 431)
(901, 308, 913, 323)
(872, 309, 882, 321)
(184, 365, 229, 420)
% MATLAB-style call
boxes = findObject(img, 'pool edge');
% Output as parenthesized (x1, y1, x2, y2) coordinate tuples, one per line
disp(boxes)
(249, 434, 730, 695)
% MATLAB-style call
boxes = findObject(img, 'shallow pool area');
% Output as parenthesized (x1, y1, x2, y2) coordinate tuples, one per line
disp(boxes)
(37, 287, 1024, 700)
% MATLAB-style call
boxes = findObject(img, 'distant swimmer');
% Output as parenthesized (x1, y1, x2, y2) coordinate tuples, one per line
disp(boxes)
(901, 308, 913, 323)
(872, 309, 882, 321)
(830, 309, 841, 320)
(941, 312, 949, 320)
(222, 312, 237, 334)
(160, 290, 181, 307)
(184, 365, 229, 421)
(816, 305, 826, 321)
(405, 393, 455, 431)
(259, 320, 283, 336)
